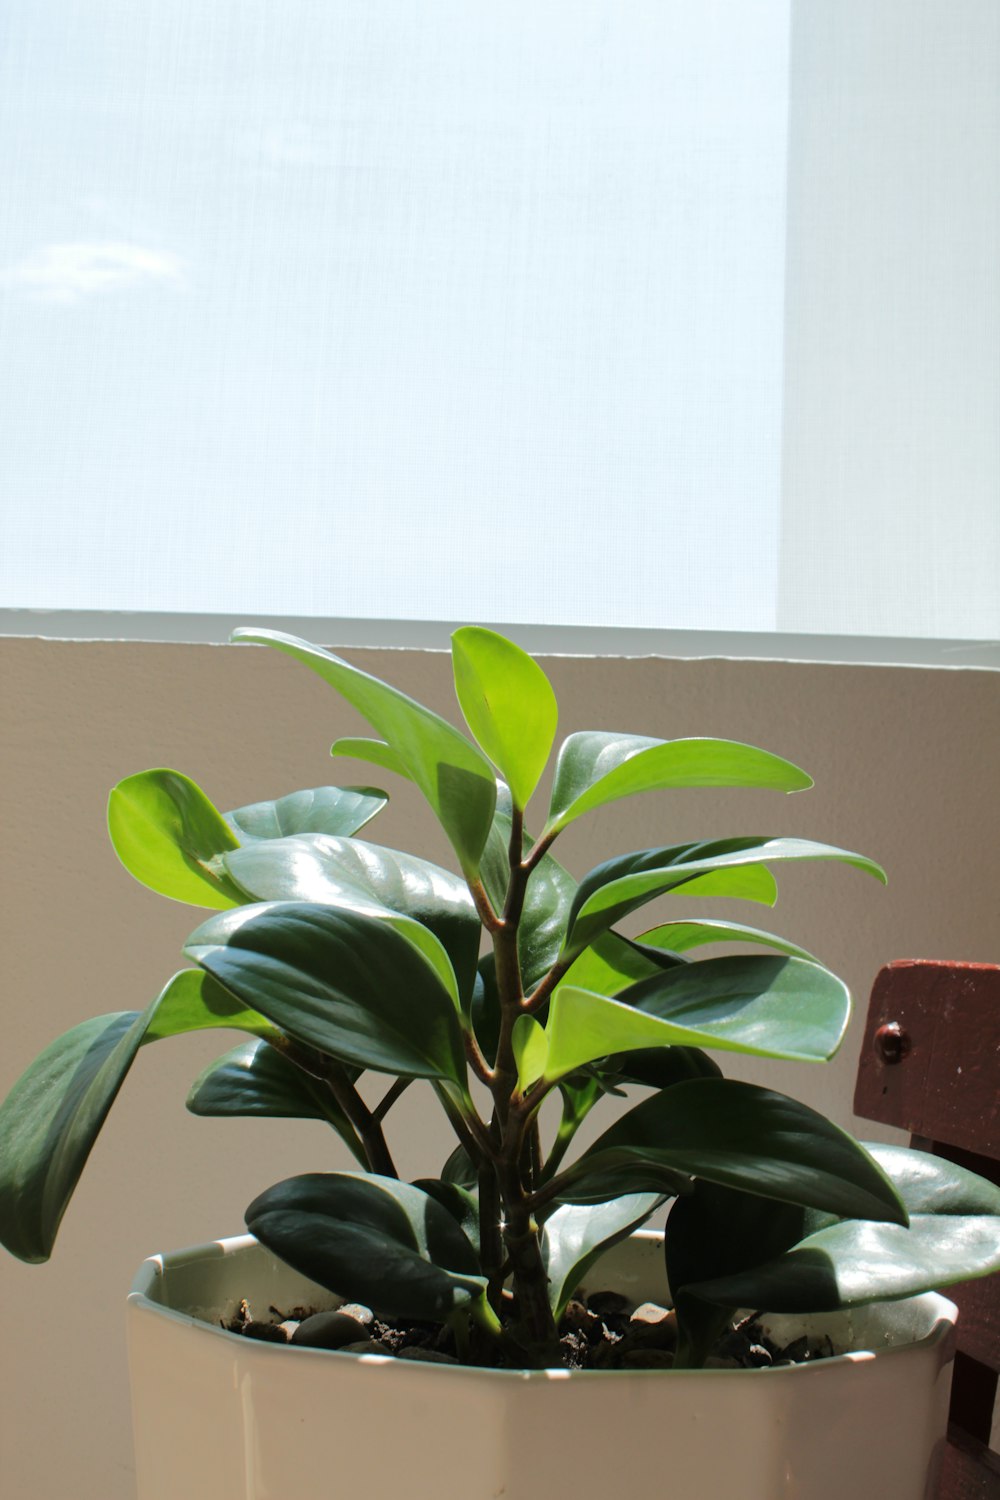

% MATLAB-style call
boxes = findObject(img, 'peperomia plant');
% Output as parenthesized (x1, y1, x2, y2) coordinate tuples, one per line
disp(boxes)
(2, 627, 999, 1370)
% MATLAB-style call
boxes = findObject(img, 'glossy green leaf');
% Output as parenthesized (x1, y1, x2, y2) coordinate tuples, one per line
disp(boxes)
(542, 1194, 664, 1318)
(564, 837, 886, 959)
(556, 1079, 906, 1224)
(186, 903, 469, 1086)
(452, 627, 558, 810)
(330, 738, 413, 780)
(0, 1010, 149, 1262)
(142, 967, 278, 1044)
(224, 785, 388, 842)
(411, 1179, 482, 1257)
(441, 1143, 478, 1190)
(546, 733, 812, 834)
(561, 929, 683, 999)
(870, 1143, 1000, 1217)
(543, 956, 852, 1081)
(683, 1144, 1000, 1317)
(221, 833, 480, 1005)
(665, 1181, 810, 1366)
(512, 1015, 548, 1091)
(231, 629, 496, 876)
(0, 970, 274, 1263)
(245, 1172, 487, 1322)
(686, 1217, 1000, 1315)
(635, 919, 817, 962)
(108, 769, 244, 908)
(186, 1040, 367, 1163)
(602, 1044, 722, 1092)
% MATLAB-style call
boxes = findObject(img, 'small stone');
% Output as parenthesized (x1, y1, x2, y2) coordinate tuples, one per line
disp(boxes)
(621, 1348, 675, 1369)
(242, 1320, 288, 1343)
(630, 1301, 670, 1325)
(339, 1339, 389, 1355)
(745, 1343, 772, 1368)
(586, 1290, 629, 1318)
(561, 1299, 600, 1336)
(626, 1305, 677, 1351)
(395, 1347, 459, 1364)
(277, 1321, 300, 1340)
(337, 1302, 374, 1327)
(591, 1338, 622, 1369)
(291, 1312, 369, 1350)
(704, 1355, 741, 1369)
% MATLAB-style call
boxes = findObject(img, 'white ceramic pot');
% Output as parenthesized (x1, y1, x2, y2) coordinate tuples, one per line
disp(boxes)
(127, 1230, 956, 1500)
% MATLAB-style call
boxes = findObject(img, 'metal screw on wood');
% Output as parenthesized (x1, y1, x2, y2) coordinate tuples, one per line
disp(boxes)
(874, 1022, 910, 1064)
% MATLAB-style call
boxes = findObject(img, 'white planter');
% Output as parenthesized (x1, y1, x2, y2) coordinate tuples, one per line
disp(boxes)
(128, 1231, 956, 1500)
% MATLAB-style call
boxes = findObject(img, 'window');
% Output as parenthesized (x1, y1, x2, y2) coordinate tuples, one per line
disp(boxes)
(2, 2, 997, 659)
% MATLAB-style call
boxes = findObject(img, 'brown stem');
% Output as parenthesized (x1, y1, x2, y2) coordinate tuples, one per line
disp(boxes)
(464, 1028, 492, 1085)
(522, 956, 571, 1014)
(371, 1076, 411, 1123)
(522, 825, 559, 873)
(322, 1060, 399, 1177)
(468, 877, 501, 933)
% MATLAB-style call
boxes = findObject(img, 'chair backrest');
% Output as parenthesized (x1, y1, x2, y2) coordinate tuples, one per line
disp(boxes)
(854, 960, 1000, 1500)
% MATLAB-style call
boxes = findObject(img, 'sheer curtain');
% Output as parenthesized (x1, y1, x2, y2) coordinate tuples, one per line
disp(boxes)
(1, 1, 996, 643)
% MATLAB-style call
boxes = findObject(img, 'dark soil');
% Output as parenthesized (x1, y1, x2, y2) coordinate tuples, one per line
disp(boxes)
(224, 1291, 836, 1371)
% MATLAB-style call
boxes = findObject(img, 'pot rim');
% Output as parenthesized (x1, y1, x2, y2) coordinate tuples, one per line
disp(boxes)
(128, 1229, 958, 1382)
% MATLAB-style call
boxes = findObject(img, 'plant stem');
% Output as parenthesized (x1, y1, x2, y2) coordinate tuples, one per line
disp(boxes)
(371, 1077, 411, 1123)
(471, 804, 562, 1365)
(273, 1038, 399, 1176)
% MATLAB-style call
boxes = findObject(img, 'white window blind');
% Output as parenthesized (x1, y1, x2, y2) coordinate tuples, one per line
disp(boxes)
(1, 1, 997, 647)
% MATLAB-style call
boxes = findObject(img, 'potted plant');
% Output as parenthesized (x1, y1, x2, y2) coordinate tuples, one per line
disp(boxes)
(1, 626, 998, 1500)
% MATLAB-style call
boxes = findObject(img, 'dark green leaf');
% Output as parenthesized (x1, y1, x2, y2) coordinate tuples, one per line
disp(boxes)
(186, 903, 470, 1086)
(0, 1011, 148, 1262)
(542, 1194, 664, 1318)
(604, 1045, 722, 1091)
(564, 837, 885, 959)
(411, 1179, 482, 1257)
(224, 785, 388, 842)
(686, 1144, 1000, 1314)
(870, 1143, 1000, 1217)
(557, 1079, 906, 1224)
(0, 969, 273, 1263)
(546, 733, 812, 834)
(222, 833, 480, 1004)
(452, 627, 558, 810)
(186, 1040, 367, 1164)
(441, 1143, 478, 1190)
(543, 956, 852, 1080)
(245, 1172, 487, 1322)
(666, 1182, 811, 1364)
(231, 630, 496, 876)
(685, 1217, 1000, 1315)
(107, 769, 244, 908)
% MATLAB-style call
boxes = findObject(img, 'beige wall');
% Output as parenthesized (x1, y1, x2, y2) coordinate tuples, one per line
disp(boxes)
(1, 636, 997, 1499)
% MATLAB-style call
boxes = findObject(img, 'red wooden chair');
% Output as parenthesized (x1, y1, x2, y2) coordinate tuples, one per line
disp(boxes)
(855, 960, 1000, 1499)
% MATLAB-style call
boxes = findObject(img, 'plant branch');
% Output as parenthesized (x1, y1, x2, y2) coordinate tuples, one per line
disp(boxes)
(521, 957, 571, 1014)
(464, 1027, 492, 1085)
(271, 1038, 398, 1176)
(468, 877, 501, 933)
(371, 1077, 411, 1124)
(522, 825, 559, 873)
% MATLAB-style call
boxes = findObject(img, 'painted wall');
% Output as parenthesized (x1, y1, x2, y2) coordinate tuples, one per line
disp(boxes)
(1, 637, 996, 1498)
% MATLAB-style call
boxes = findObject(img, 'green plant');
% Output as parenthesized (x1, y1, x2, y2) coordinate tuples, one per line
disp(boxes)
(2, 627, 998, 1369)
